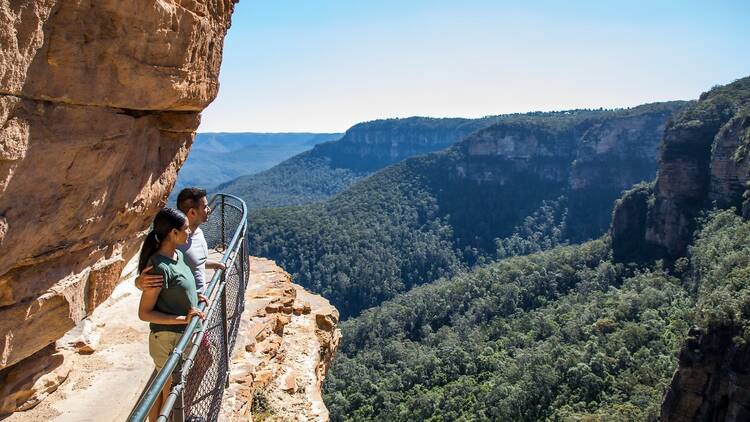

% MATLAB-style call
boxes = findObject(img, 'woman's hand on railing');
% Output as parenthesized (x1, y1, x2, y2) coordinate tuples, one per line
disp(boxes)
(198, 293, 210, 307)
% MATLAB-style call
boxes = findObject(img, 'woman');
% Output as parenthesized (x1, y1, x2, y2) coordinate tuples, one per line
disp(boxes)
(137, 207, 206, 421)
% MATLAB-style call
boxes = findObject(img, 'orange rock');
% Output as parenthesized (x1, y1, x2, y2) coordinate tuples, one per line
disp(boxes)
(265, 303, 282, 314)
(274, 314, 291, 336)
(0, 0, 236, 380)
(253, 369, 274, 387)
(0, 345, 72, 416)
(281, 371, 300, 393)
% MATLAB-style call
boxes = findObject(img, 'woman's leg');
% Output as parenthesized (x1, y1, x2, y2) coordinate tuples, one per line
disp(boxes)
(147, 377, 172, 422)
(148, 386, 161, 422)
(148, 331, 178, 421)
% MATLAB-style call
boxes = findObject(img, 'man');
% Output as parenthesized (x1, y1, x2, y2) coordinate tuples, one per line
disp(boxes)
(136, 187, 226, 292)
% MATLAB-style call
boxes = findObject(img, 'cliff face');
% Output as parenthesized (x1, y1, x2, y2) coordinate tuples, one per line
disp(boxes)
(0, 0, 234, 374)
(612, 78, 750, 261)
(221, 258, 341, 421)
(316, 116, 502, 172)
(661, 327, 750, 422)
(448, 103, 684, 243)
(603, 77, 750, 420)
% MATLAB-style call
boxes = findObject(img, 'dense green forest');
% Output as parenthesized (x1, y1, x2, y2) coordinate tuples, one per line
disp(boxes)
(323, 208, 750, 421)
(217, 116, 505, 210)
(247, 104, 684, 318)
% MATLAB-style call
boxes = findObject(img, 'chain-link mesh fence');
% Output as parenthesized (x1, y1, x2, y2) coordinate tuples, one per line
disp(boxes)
(128, 194, 249, 422)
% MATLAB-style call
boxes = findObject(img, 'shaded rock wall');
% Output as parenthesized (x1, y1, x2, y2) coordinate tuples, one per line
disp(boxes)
(450, 103, 684, 243)
(612, 77, 750, 262)
(661, 327, 750, 422)
(598, 77, 750, 420)
(0, 0, 235, 371)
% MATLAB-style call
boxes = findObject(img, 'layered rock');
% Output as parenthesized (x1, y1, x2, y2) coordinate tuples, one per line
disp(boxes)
(221, 258, 341, 421)
(612, 77, 750, 261)
(318, 116, 503, 172)
(0, 0, 235, 384)
(448, 102, 685, 243)
(661, 327, 750, 421)
(593, 77, 750, 419)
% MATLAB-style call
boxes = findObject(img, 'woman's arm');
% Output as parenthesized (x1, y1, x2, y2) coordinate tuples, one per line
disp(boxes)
(138, 287, 191, 325)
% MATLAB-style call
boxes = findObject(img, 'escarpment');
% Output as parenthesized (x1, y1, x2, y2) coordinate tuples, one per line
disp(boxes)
(612, 77, 750, 262)
(316, 116, 503, 172)
(0, 0, 235, 402)
(603, 77, 750, 421)
(444, 102, 685, 244)
(221, 258, 341, 421)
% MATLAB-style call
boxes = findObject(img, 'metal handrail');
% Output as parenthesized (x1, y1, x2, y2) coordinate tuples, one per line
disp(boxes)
(128, 193, 248, 422)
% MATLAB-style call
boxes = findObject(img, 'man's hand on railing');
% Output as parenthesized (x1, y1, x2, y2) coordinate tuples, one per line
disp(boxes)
(198, 293, 210, 306)
(135, 265, 163, 290)
(188, 307, 206, 322)
(207, 260, 227, 271)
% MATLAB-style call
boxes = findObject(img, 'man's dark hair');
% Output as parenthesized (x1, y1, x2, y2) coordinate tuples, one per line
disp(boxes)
(177, 187, 207, 213)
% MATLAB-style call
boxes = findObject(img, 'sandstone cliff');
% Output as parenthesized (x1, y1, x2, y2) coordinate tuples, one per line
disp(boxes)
(221, 258, 341, 421)
(317, 116, 503, 172)
(0, 257, 341, 421)
(612, 77, 750, 262)
(605, 77, 750, 420)
(661, 326, 750, 422)
(447, 102, 685, 243)
(0, 0, 235, 406)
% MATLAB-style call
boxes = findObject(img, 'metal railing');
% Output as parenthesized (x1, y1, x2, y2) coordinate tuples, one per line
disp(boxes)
(129, 193, 249, 422)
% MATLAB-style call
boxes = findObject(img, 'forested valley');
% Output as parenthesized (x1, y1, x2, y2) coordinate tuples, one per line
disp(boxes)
(239, 76, 750, 420)
(246, 103, 685, 318)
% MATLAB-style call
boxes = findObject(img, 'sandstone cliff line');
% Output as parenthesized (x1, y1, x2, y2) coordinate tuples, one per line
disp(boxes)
(0, 0, 235, 375)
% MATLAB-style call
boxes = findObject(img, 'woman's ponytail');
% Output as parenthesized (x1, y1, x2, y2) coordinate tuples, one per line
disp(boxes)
(138, 230, 160, 273)
(137, 207, 188, 273)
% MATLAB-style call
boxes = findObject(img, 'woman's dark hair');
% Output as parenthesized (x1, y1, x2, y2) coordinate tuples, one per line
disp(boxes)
(138, 207, 188, 272)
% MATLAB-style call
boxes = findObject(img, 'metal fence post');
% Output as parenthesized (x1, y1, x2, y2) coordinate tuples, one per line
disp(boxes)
(172, 360, 186, 422)
(220, 272, 230, 388)
(220, 195, 226, 249)
(239, 229, 246, 291)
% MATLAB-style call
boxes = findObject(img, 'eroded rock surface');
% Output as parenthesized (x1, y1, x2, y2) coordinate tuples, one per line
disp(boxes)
(0, 0, 235, 380)
(450, 102, 685, 242)
(661, 327, 750, 422)
(220, 257, 341, 422)
(612, 77, 750, 262)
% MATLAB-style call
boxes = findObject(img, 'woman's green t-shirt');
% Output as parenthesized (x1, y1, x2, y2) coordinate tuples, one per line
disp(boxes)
(149, 250, 200, 333)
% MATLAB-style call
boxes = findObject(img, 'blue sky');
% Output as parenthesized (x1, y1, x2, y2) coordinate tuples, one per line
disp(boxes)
(199, 0, 750, 133)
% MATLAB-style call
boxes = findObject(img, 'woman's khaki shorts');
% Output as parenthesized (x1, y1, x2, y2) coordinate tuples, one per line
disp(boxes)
(149, 331, 183, 370)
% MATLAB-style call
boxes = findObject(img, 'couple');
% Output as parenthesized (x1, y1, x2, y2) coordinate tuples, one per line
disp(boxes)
(135, 187, 226, 421)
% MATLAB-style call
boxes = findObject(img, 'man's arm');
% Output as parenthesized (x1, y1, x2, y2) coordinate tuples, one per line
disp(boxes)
(206, 260, 226, 271)
(135, 265, 164, 291)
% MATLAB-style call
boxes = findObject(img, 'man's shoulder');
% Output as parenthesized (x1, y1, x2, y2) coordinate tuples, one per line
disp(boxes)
(193, 227, 206, 239)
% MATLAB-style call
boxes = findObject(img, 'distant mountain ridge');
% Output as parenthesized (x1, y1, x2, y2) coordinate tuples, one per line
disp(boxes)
(216, 116, 507, 210)
(172, 132, 341, 198)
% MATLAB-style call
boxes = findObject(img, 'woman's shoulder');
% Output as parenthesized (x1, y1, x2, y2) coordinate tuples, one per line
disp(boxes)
(149, 256, 172, 275)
